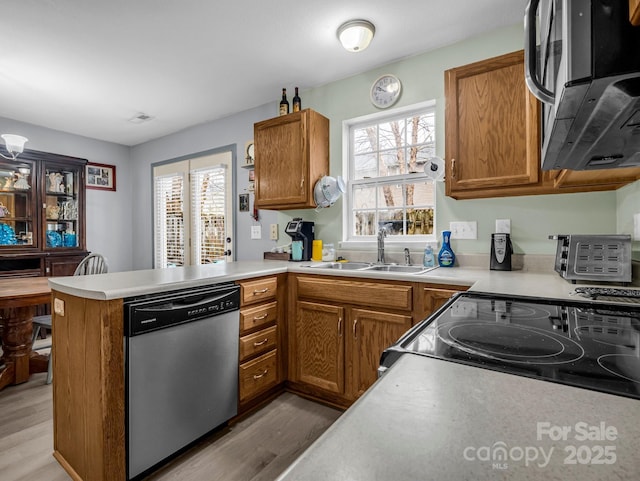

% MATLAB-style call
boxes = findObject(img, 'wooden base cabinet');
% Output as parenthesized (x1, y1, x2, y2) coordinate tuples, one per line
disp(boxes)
(294, 301, 345, 394)
(350, 308, 412, 399)
(237, 275, 286, 412)
(288, 275, 413, 406)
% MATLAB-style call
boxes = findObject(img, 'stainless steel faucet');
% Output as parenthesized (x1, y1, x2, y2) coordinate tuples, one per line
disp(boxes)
(404, 248, 411, 265)
(377, 228, 387, 264)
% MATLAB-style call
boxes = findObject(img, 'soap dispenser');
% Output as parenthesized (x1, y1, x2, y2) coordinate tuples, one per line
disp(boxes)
(423, 244, 435, 267)
(438, 230, 455, 267)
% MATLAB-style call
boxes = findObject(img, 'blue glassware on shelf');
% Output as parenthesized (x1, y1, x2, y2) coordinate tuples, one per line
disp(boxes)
(63, 233, 77, 247)
(46, 230, 62, 247)
(0, 223, 17, 245)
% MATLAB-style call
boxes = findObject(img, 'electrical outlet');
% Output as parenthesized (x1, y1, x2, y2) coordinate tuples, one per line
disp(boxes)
(451, 301, 478, 318)
(270, 224, 279, 240)
(251, 225, 262, 239)
(449, 221, 477, 239)
(495, 219, 511, 234)
(634, 213, 640, 241)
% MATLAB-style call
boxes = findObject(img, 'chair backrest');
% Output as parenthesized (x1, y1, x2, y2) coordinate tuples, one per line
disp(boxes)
(74, 253, 108, 276)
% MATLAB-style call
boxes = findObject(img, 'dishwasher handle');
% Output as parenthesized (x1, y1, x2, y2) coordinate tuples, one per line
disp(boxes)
(135, 292, 232, 313)
(126, 286, 240, 336)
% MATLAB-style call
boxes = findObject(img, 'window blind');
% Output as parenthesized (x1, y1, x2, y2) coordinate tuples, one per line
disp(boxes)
(154, 172, 186, 268)
(190, 165, 226, 264)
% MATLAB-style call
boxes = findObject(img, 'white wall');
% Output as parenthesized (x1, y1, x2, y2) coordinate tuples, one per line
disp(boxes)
(0, 116, 132, 272)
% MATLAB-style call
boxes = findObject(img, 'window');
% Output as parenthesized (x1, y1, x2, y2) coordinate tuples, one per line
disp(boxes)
(345, 101, 436, 243)
(153, 151, 233, 268)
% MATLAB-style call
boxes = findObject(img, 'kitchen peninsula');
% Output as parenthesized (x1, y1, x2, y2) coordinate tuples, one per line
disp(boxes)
(47, 259, 639, 481)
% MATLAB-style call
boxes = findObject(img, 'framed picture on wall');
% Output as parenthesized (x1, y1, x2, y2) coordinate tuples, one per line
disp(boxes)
(239, 193, 249, 212)
(86, 162, 117, 191)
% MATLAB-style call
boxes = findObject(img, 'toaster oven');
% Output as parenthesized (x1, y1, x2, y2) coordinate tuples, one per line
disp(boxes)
(550, 234, 632, 283)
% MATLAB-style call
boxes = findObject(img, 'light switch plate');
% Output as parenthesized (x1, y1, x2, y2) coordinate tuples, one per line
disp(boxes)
(495, 219, 511, 234)
(251, 225, 262, 239)
(270, 224, 278, 240)
(449, 221, 477, 239)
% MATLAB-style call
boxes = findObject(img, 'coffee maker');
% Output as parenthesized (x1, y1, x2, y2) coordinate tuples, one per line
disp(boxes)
(490, 233, 513, 271)
(285, 218, 315, 261)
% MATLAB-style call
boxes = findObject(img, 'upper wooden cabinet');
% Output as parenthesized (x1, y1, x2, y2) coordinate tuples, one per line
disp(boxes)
(254, 109, 329, 210)
(631, 0, 640, 25)
(445, 50, 540, 198)
(444, 50, 640, 200)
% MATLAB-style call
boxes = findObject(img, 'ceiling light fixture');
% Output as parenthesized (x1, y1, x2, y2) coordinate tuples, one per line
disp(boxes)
(337, 19, 375, 52)
(0, 134, 28, 161)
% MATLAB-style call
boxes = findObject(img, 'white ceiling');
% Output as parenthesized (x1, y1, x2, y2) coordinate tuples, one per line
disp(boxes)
(1, 0, 526, 146)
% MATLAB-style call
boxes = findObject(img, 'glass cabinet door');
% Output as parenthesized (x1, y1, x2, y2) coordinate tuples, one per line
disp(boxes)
(0, 160, 36, 247)
(43, 162, 82, 250)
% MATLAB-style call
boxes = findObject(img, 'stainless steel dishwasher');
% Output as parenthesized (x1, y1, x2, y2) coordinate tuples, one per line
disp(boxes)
(124, 283, 240, 480)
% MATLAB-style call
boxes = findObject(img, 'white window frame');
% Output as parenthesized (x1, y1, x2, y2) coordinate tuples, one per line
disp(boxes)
(341, 100, 438, 249)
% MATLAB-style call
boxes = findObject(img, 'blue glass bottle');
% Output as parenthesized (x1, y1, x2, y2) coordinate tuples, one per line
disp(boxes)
(438, 230, 455, 267)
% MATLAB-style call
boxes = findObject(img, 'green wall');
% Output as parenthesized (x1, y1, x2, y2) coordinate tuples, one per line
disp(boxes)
(278, 23, 640, 257)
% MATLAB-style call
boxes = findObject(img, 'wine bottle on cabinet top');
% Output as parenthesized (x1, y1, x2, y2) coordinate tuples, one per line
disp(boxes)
(292, 87, 301, 112)
(279, 88, 289, 116)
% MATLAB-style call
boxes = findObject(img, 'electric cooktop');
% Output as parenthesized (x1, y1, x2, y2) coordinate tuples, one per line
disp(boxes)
(380, 292, 640, 400)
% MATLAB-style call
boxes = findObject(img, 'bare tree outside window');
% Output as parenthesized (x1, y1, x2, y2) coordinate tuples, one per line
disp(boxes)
(349, 105, 436, 240)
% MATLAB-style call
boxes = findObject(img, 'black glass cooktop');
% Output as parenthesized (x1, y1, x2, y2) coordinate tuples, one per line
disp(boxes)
(380, 292, 640, 400)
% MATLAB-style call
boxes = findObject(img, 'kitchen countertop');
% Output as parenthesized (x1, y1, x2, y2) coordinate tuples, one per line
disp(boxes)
(277, 353, 640, 481)
(48, 259, 639, 302)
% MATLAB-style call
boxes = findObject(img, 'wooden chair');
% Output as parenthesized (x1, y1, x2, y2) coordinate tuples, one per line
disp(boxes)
(31, 253, 109, 384)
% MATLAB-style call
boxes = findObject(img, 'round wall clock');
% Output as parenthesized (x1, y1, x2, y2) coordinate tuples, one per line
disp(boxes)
(370, 74, 402, 109)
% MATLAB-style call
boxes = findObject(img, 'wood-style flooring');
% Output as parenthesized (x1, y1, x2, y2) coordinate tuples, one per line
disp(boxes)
(0, 362, 342, 481)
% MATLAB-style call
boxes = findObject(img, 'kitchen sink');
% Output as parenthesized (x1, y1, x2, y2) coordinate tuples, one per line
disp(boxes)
(307, 262, 374, 270)
(367, 265, 437, 274)
(306, 262, 439, 274)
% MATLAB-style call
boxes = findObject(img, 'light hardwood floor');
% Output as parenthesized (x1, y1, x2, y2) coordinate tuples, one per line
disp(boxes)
(0, 370, 342, 481)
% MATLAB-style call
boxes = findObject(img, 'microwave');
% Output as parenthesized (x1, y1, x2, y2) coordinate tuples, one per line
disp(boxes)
(524, 0, 640, 171)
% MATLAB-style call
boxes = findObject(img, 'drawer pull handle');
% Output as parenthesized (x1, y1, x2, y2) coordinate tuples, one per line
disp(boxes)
(338, 317, 342, 336)
(253, 338, 269, 347)
(253, 313, 269, 321)
(451, 158, 456, 179)
(253, 288, 269, 295)
(253, 369, 268, 380)
(353, 319, 358, 340)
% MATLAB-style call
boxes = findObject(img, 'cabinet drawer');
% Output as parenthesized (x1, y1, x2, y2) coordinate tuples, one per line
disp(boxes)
(239, 325, 277, 362)
(239, 349, 278, 403)
(240, 301, 277, 333)
(296, 276, 412, 311)
(239, 277, 278, 305)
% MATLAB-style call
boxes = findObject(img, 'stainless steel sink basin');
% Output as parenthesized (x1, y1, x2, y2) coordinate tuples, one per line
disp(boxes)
(306, 262, 439, 274)
(367, 265, 433, 273)
(307, 262, 373, 270)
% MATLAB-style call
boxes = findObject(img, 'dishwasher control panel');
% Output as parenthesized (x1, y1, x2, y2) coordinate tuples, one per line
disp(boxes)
(124, 283, 240, 336)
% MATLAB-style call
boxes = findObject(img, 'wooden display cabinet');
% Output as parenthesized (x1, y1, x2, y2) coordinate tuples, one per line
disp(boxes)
(0, 148, 88, 277)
